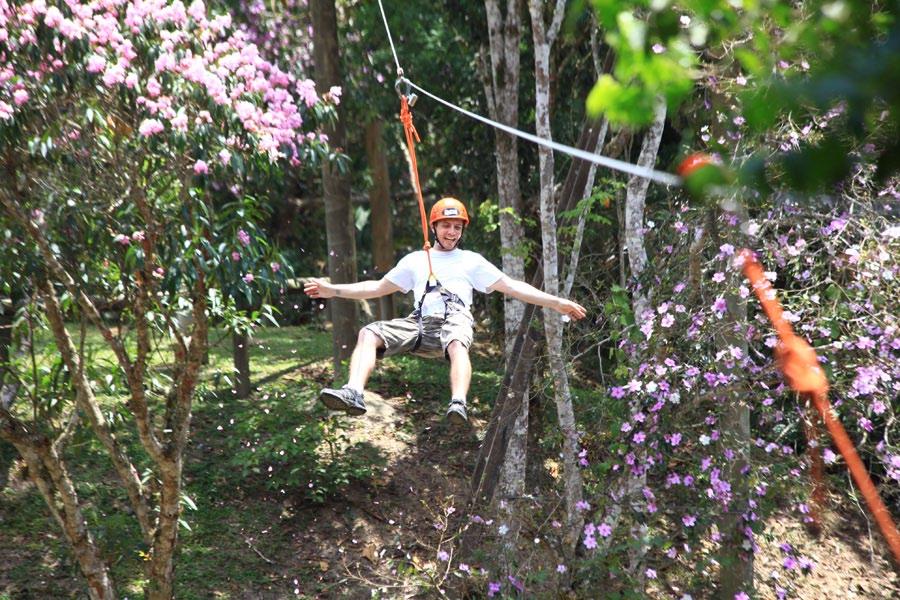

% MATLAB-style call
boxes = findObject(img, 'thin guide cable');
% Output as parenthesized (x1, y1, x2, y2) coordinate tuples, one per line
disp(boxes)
(376, 0, 402, 75)
(404, 78, 681, 187)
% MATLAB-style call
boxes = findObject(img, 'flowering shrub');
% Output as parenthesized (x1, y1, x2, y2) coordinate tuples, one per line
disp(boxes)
(0, 0, 337, 167)
(0, 1, 339, 597)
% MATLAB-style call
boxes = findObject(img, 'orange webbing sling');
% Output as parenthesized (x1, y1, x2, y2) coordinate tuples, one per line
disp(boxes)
(740, 249, 900, 567)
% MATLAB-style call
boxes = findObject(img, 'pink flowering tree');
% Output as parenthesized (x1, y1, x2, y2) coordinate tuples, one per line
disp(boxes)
(0, 1, 333, 598)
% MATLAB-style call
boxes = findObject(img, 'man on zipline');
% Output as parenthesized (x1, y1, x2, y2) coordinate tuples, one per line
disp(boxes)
(304, 197, 586, 426)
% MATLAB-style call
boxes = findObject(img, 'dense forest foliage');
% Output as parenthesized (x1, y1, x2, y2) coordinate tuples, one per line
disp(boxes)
(1, 0, 897, 597)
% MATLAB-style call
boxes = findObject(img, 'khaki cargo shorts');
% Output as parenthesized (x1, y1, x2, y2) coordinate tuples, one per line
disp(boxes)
(363, 306, 475, 360)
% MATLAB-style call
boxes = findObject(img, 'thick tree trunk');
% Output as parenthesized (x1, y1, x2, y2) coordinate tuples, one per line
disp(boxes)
(232, 329, 252, 399)
(365, 118, 395, 321)
(311, 0, 358, 373)
(529, 0, 583, 551)
(483, 0, 526, 358)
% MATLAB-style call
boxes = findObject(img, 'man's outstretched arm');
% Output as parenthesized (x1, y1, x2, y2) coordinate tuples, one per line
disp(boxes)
(488, 276, 587, 320)
(304, 277, 402, 300)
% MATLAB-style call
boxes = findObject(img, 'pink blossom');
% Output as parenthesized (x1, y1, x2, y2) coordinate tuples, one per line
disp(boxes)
(194, 160, 209, 174)
(138, 118, 164, 137)
(270, 261, 281, 272)
(12, 89, 28, 106)
(131, 230, 145, 242)
(86, 54, 106, 73)
(153, 267, 165, 279)
(114, 234, 131, 246)
(218, 148, 231, 165)
(187, 0, 206, 22)
(170, 112, 188, 131)
(296, 78, 317, 107)
(44, 6, 64, 27)
(231, 252, 241, 261)
(242, 273, 254, 284)
(597, 522, 612, 537)
(237, 229, 251, 247)
(146, 77, 162, 97)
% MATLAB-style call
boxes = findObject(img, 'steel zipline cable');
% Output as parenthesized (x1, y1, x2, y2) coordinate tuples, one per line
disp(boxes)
(375, 0, 682, 187)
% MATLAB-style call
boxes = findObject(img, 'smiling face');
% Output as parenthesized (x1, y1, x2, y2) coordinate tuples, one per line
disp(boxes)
(433, 218, 465, 250)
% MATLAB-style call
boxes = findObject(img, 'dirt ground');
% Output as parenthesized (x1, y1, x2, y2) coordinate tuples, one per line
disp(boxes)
(2, 385, 899, 598)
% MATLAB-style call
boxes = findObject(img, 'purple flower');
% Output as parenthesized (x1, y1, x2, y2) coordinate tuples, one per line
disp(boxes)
(575, 500, 590, 512)
(556, 564, 567, 573)
(597, 522, 612, 537)
(583, 534, 598, 549)
(237, 229, 251, 247)
(243, 273, 255, 284)
(487, 582, 501, 597)
(734, 593, 750, 600)
(682, 514, 697, 527)
(437, 550, 449, 561)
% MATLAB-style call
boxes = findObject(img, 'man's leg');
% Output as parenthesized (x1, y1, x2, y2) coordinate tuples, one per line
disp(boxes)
(446, 340, 472, 399)
(320, 328, 384, 415)
(446, 340, 472, 426)
(347, 328, 385, 391)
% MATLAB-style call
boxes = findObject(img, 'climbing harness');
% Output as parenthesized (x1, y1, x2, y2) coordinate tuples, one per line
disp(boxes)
(740, 249, 900, 567)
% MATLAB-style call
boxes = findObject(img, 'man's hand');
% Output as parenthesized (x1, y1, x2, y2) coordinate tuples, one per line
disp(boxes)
(556, 298, 587, 320)
(304, 278, 336, 299)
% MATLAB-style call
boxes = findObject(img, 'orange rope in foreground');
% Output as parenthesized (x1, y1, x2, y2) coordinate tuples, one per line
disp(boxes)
(740, 248, 900, 567)
(399, 95, 435, 283)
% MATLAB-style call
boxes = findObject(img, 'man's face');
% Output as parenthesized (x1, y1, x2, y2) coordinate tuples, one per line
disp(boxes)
(434, 218, 465, 250)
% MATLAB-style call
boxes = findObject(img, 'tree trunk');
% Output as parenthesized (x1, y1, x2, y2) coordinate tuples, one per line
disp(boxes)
(232, 329, 252, 399)
(529, 0, 583, 551)
(715, 202, 754, 598)
(0, 417, 117, 600)
(311, 0, 358, 373)
(483, 0, 526, 359)
(365, 118, 395, 321)
(147, 464, 181, 600)
(623, 102, 666, 317)
(608, 101, 666, 579)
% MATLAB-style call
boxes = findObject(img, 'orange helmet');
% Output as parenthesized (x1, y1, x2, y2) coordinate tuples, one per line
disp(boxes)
(429, 197, 470, 227)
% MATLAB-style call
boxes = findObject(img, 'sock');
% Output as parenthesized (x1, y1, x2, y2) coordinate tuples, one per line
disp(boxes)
(344, 384, 364, 394)
(451, 396, 466, 405)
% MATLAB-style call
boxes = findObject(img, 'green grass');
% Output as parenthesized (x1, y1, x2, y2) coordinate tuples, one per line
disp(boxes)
(0, 322, 498, 597)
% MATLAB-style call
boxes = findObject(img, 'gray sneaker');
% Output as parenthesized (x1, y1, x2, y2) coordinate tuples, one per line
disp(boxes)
(319, 386, 367, 416)
(446, 398, 469, 427)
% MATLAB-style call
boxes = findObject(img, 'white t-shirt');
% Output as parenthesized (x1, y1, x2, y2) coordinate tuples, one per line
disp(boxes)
(385, 249, 504, 317)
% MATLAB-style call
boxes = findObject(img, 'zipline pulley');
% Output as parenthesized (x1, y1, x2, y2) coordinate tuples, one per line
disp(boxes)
(395, 75, 418, 107)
